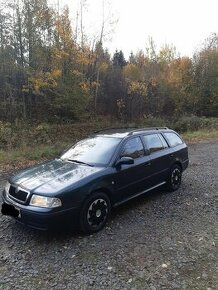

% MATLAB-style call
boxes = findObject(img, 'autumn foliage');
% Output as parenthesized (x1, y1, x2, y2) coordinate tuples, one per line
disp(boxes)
(0, 1, 217, 123)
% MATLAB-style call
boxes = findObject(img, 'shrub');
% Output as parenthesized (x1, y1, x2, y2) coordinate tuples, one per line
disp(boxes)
(173, 116, 218, 133)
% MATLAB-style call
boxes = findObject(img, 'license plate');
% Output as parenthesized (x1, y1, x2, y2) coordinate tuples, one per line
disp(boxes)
(1, 203, 21, 218)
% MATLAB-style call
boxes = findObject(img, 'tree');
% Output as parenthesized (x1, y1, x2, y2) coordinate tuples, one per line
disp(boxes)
(168, 57, 194, 115)
(112, 50, 126, 68)
(193, 35, 218, 116)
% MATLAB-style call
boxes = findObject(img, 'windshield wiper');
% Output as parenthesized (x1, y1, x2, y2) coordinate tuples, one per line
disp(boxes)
(68, 159, 94, 167)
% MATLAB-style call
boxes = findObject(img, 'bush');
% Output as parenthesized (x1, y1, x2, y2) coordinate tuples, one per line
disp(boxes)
(173, 116, 218, 133)
(143, 115, 167, 128)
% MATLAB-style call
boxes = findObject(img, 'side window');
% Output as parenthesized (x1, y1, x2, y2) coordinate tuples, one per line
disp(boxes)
(143, 134, 165, 153)
(121, 137, 144, 159)
(163, 132, 183, 147)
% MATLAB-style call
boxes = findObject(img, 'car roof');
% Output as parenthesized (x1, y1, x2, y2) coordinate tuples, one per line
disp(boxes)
(94, 127, 172, 138)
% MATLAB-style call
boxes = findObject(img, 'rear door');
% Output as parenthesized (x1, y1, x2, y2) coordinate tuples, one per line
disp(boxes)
(142, 133, 171, 186)
(162, 132, 189, 170)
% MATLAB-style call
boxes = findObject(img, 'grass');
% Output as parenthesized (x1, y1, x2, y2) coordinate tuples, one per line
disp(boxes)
(0, 144, 69, 171)
(0, 146, 58, 162)
(0, 128, 217, 172)
(182, 129, 218, 143)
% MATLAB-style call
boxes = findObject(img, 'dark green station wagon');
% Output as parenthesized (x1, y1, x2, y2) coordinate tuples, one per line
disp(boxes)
(1, 127, 189, 234)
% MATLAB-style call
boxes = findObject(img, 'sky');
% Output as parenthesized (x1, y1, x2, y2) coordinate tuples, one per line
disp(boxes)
(52, 0, 218, 58)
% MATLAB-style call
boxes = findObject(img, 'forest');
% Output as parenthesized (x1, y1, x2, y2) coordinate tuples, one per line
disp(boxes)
(0, 0, 217, 124)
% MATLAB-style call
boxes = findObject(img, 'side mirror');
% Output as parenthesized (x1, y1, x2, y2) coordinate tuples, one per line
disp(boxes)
(115, 156, 134, 167)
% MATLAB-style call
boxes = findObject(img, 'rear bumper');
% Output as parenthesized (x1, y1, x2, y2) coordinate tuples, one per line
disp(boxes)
(1, 191, 80, 231)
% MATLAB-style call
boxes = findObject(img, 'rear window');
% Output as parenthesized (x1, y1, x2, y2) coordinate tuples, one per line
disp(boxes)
(143, 134, 165, 153)
(163, 132, 183, 147)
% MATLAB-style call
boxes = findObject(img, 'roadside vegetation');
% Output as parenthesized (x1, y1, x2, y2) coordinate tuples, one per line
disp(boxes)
(0, 116, 217, 171)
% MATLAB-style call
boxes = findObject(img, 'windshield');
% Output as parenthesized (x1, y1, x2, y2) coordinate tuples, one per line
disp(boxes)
(61, 136, 121, 166)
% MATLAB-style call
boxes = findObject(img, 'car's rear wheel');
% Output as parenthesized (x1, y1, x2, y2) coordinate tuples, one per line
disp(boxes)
(80, 192, 111, 234)
(167, 164, 182, 191)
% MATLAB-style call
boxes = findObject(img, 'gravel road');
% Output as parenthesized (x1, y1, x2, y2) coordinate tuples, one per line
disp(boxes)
(0, 141, 217, 290)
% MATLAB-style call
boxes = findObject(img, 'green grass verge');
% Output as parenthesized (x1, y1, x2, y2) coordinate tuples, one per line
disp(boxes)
(0, 143, 69, 171)
(182, 129, 218, 143)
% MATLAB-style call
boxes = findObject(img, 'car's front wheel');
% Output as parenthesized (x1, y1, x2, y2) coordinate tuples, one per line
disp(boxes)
(80, 192, 111, 234)
(167, 164, 182, 191)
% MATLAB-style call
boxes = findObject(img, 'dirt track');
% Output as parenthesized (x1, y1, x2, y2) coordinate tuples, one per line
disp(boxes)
(0, 140, 217, 290)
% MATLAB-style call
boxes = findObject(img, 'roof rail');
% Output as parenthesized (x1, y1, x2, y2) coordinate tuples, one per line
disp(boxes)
(128, 127, 168, 135)
(94, 127, 137, 134)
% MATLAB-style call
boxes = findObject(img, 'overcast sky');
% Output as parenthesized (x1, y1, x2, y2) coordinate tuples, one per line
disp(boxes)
(53, 0, 218, 58)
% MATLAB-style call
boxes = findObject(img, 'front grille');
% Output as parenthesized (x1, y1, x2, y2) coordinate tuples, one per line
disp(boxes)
(9, 186, 28, 203)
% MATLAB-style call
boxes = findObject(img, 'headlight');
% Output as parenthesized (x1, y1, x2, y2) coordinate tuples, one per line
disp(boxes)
(4, 181, 10, 193)
(30, 195, 62, 208)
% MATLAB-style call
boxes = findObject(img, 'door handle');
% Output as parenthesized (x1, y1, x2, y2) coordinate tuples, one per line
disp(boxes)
(170, 154, 174, 158)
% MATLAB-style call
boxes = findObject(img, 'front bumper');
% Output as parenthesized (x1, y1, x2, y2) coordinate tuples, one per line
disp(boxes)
(1, 191, 80, 231)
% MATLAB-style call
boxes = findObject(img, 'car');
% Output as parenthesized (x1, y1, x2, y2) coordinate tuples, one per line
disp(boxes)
(1, 127, 189, 234)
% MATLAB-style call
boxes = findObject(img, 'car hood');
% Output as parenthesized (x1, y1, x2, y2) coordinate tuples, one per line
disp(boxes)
(10, 159, 104, 195)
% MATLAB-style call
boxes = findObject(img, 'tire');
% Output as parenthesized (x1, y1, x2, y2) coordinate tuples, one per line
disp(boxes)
(167, 164, 182, 191)
(80, 192, 111, 234)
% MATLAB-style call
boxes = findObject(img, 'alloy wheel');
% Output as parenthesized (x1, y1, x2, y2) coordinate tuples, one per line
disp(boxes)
(87, 198, 108, 228)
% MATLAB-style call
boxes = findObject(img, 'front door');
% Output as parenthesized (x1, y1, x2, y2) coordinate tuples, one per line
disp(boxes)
(113, 136, 152, 202)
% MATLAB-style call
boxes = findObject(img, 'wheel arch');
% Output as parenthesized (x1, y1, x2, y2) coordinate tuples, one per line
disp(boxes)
(171, 160, 183, 171)
(90, 187, 113, 204)
(80, 186, 113, 209)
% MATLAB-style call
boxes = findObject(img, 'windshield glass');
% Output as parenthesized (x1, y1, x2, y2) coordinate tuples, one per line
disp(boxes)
(61, 136, 121, 166)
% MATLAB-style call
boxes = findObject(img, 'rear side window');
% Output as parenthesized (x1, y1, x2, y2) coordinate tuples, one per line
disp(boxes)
(163, 132, 183, 147)
(121, 137, 144, 159)
(143, 134, 165, 153)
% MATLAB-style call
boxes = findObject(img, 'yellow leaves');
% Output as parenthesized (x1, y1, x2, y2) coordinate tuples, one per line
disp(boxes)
(51, 69, 62, 79)
(52, 48, 70, 61)
(159, 44, 177, 64)
(79, 82, 90, 94)
(123, 64, 142, 81)
(124, 64, 148, 97)
(54, 8, 73, 48)
(72, 70, 83, 78)
(79, 81, 99, 94)
(168, 57, 193, 87)
(128, 81, 148, 97)
(23, 70, 61, 94)
(77, 51, 91, 66)
(179, 57, 192, 71)
(99, 62, 109, 73)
